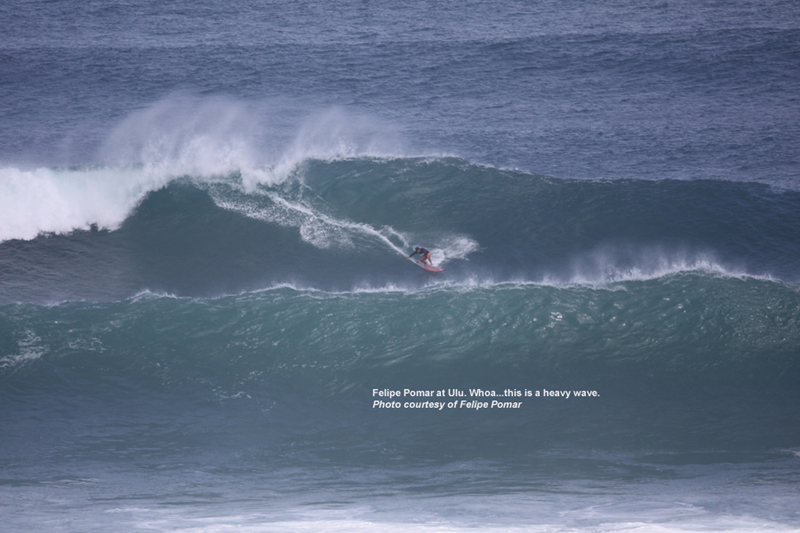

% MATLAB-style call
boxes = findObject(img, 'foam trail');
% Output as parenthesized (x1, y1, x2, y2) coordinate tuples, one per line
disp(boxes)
(208, 183, 480, 264)
(210, 187, 411, 254)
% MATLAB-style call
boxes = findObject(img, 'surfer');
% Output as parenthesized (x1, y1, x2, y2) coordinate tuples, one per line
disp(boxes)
(408, 247, 433, 266)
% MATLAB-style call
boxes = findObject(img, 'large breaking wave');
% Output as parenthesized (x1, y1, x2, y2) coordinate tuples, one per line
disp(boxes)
(1, 152, 799, 304)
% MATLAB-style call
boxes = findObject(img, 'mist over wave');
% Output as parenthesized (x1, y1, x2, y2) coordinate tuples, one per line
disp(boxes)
(0, 96, 412, 244)
(99, 95, 411, 187)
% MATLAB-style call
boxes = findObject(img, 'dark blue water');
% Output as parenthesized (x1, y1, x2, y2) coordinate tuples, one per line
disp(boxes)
(1, 1, 799, 531)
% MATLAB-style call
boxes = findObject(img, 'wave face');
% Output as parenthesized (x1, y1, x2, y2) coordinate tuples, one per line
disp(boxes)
(2, 157, 799, 303)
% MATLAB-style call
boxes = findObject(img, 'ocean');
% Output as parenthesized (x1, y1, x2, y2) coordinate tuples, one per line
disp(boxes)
(1, 1, 799, 531)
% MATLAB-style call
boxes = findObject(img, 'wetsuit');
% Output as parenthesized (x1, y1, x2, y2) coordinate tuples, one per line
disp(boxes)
(409, 247, 432, 264)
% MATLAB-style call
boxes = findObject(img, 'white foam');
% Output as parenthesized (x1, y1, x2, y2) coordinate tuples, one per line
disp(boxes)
(429, 236, 479, 265)
(0, 165, 166, 242)
(127, 504, 800, 533)
(0, 330, 47, 369)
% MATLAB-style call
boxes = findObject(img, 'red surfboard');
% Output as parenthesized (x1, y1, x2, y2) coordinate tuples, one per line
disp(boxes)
(416, 261, 444, 272)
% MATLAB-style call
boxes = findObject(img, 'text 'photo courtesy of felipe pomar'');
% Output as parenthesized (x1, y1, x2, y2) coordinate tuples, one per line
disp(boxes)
(1, 0, 800, 532)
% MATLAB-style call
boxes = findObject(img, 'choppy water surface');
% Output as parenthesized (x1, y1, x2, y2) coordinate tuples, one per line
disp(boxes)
(1, 0, 799, 531)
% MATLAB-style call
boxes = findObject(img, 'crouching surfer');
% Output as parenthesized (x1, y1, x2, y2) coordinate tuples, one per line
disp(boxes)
(408, 247, 433, 266)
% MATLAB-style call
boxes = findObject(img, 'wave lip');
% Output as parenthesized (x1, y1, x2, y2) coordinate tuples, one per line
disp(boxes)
(543, 248, 772, 287)
(99, 96, 411, 190)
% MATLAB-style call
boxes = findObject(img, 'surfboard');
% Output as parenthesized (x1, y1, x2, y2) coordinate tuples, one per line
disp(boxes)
(416, 261, 444, 273)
